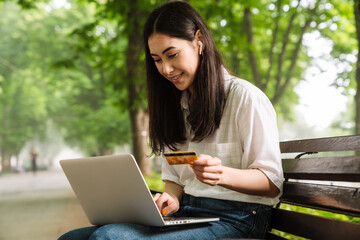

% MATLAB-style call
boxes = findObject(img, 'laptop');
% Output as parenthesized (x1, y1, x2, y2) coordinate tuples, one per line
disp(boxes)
(60, 154, 219, 227)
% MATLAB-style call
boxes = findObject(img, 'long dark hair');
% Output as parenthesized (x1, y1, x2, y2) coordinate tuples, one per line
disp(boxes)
(143, 1, 226, 155)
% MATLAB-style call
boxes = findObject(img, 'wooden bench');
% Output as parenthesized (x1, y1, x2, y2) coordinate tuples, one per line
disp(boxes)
(267, 135, 360, 239)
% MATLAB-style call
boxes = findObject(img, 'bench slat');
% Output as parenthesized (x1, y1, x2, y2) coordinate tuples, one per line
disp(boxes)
(281, 182, 360, 217)
(271, 208, 360, 240)
(280, 135, 360, 153)
(282, 156, 360, 181)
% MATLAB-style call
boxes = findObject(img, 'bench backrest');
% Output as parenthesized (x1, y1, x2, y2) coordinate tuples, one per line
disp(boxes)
(268, 135, 360, 240)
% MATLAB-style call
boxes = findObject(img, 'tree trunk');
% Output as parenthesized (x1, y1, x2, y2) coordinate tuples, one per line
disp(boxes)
(354, 0, 360, 135)
(125, 0, 151, 176)
(129, 110, 151, 176)
(1, 148, 11, 173)
(0, 103, 11, 173)
(272, 18, 310, 105)
(265, 0, 283, 89)
(356, 77, 360, 135)
(243, 7, 262, 89)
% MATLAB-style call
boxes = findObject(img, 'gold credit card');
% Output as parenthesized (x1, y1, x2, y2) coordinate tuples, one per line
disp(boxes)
(164, 151, 198, 165)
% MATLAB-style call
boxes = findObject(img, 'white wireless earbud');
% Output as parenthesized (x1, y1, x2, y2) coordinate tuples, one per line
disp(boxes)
(198, 40, 203, 55)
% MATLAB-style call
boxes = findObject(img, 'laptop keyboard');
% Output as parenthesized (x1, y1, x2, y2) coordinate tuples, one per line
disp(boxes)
(163, 217, 199, 225)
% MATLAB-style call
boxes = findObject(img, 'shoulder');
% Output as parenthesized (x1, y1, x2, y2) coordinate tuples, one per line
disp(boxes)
(224, 74, 270, 104)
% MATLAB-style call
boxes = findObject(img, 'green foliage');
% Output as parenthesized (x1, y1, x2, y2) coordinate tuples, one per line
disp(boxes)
(0, 0, 38, 9)
(0, 1, 133, 160)
(190, 0, 321, 119)
(0, 3, 49, 161)
(189, 0, 358, 126)
(271, 229, 307, 240)
(144, 170, 165, 193)
(315, 0, 356, 94)
(280, 203, 360, 223)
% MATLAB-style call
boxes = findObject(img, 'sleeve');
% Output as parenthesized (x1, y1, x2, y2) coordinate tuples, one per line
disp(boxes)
(236, 86, 284, 190)
(161, 154, 184, 186)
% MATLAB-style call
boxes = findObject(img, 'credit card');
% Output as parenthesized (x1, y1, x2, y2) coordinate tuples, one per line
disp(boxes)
(163, 151, 198, 165)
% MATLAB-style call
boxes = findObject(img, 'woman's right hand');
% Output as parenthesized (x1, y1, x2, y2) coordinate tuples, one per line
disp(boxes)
(153, 192, 180, 216)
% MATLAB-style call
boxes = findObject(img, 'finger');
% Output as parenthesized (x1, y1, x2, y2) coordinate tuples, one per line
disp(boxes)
(193, 166, 223, 186)
(193, 156, 221, 167)
(195, 174, 220, 186)
(189, 154, 211, 167)
(154, 192, 180, 215)
(161, 209, 168, 216)
(153, 193, 161, 202)
(196, 154, 212, 163)
(193, 164, 223, 175)
(161, 202, 179, 215)
(194, 169, 222, 180)
(154, 193, 169, 212)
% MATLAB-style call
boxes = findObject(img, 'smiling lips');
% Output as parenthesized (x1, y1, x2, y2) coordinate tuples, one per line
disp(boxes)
(169, 73, 183, 83)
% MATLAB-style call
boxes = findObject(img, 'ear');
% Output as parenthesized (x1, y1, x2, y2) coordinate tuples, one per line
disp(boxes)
(195, 29, 205, 54)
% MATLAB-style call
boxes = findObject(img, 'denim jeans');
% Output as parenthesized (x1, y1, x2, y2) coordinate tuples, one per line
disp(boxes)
(58, 193, 272, 240)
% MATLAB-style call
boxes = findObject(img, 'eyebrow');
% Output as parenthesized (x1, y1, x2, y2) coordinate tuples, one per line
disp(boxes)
(150, 46, 175, 57)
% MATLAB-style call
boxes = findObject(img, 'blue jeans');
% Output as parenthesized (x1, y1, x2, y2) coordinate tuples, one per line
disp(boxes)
(58, 193, 272, 239)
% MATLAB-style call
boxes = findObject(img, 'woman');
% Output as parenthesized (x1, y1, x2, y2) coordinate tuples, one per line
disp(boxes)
(58, 1, 283, 239)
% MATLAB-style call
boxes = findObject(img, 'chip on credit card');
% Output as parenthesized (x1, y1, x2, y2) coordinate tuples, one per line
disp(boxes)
(163, 151, 198, 165)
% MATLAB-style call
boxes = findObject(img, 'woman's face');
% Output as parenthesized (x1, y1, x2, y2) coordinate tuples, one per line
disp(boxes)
(148, 33, 200, 93)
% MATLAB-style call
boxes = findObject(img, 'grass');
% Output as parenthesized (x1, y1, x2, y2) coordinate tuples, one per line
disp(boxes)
(279, 203, 360, 223)
(144, 171, 165, 193)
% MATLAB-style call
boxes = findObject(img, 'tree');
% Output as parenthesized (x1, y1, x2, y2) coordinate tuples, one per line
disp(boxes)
(188, 0, 317, 119)
(72, 0, 174, 175)
(0, 3, 49, 171)
(0, 1, 133, 171)
(191, 0, 360, 131)
(123, 0, 151, 176)
(45, 3, 133, 156)
(50, 0, 159, 175)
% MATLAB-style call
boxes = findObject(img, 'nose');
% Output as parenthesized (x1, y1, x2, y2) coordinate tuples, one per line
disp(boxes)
(162, 61, 174, 76)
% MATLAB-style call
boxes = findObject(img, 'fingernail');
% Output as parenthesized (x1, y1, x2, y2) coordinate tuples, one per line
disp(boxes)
(162, 210, 167, 216)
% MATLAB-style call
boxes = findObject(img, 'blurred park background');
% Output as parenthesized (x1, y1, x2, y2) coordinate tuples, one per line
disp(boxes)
(0, 0, 360, 239)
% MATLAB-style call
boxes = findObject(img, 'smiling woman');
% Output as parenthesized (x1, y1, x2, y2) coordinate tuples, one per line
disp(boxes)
(58, 1, 283, 239)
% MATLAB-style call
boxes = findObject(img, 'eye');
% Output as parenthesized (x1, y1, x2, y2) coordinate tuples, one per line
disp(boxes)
(168, 53, 178, 58)
(153, 58, 162, 63)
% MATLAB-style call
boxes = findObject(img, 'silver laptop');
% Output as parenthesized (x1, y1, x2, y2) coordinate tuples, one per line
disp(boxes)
(60, 154, 219, 227)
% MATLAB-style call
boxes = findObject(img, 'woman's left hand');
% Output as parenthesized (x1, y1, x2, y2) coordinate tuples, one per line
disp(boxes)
(191, 154, 224, 186)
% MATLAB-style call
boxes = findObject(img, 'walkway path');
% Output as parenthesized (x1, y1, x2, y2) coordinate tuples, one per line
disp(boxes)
(0, 168, 90, 240)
